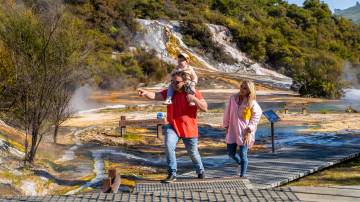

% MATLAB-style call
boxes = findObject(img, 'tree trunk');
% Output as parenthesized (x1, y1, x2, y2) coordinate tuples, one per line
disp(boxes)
(53, 124, 59, 144)
(24, 131, 29, 166)
(27, 127, 39, 163)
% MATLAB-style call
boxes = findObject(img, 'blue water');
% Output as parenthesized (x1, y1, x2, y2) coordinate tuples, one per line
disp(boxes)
(255, 123, 360, 148)
(255, 124, 310, 147)
(307, 100, 360, 112)
(258, 101, 286, 111)
(255, 124, 307, 139)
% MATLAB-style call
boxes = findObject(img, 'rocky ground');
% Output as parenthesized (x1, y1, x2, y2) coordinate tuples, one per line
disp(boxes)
(0, 86, 359, 196)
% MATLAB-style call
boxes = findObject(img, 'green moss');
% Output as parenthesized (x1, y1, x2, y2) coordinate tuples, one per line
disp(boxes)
(122, 132, 146, 142)
(166, 33, 181, 59)
(0, 133, 25, 153)
(40, 159, 77, 172)
(319, 109, 331, 114)
(0, 171, 22, 187)
(80, 173, 97, 181)
(78, 186, 94, 194)
(52, 185, 81, 195)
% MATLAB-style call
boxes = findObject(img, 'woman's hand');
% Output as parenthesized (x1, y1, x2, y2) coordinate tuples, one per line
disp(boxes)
(244, 127, 251, 134)
(243, 131, 251, 146)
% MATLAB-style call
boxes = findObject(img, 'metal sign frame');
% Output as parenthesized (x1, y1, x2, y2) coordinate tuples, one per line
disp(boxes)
(262, 110, 280, 153)
(263, 110, 280, 123)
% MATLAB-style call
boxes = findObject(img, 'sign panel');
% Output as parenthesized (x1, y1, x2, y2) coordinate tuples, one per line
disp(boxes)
(263, 110, 280, 123)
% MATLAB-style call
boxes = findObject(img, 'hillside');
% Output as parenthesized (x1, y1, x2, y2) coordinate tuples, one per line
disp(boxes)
(335, 2, 360, 24)
(132, 19, 293, 89)
(1, 0, 360, 99)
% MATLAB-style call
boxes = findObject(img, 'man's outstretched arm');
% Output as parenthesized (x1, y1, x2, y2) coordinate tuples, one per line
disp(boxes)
(138, 89, 165, 101)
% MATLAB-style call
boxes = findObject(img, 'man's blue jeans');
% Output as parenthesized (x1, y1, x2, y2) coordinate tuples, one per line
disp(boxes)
(227, 143, 248, 177)
(164, 125, 204, 176)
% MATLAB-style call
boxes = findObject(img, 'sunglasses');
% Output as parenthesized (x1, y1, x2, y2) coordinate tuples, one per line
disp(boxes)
(241, 85, 249, 90)
(171, 80, 183, 85)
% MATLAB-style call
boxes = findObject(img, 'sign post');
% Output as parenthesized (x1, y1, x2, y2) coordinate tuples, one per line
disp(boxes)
(263, 110, 280, 153)
(271, 122, 275, 153)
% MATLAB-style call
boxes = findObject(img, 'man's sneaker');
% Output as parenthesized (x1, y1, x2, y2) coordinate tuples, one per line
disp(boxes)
(161, 174, 176, 183)
(163, 97, 172, 105)
(198, 173, 205, 179)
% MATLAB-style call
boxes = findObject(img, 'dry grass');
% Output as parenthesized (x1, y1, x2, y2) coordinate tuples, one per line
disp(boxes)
(287, 156, 360, 186)
(78, 127, 163, 148)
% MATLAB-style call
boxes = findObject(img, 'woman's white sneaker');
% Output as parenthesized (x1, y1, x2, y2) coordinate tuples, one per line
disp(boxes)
(236, 165, 241, 176)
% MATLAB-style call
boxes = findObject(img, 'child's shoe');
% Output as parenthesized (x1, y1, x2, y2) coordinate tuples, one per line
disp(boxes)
(163, 97, 172, 105)
(189, 101, 196, 106)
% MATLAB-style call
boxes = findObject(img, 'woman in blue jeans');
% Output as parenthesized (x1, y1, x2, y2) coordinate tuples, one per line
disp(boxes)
(223, 80, 262, 177)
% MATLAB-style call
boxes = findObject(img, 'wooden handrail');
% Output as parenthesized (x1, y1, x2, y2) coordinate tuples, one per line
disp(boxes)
(119, 116, 166, 138)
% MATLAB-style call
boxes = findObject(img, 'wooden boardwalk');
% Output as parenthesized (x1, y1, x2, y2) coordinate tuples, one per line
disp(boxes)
(1, 188, 301, 201)
(179, 143, 360, 188)
(3, 187, 359, 201)
(134, 178, 253, 192)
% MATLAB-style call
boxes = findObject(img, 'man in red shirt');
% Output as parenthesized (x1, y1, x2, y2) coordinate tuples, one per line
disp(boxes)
(138, 71, 208, 183)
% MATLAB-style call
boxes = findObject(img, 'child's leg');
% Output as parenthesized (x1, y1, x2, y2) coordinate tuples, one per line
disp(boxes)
(190, 81, 196, 93)
(167, 84, 174, 98)
(163, 84, 174, 105)
(188, 81, 196, 106)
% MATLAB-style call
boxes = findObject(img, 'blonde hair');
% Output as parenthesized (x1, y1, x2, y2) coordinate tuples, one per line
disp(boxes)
(240, 80, 256, 107)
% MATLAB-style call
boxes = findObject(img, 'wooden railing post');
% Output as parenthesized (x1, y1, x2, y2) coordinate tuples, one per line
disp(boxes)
(157, 124, 163, 138)
(102, 168, 121, 193)
(284, 108, 288, 114)
(102, 178, 112, 193)
(109, 169, 116, 182)
(301, 104, 307, 115)
(118, 116, 166, 138)
(120, 116, 126, 137)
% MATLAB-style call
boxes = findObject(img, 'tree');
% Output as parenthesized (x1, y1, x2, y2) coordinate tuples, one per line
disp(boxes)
(0, 5, 88, 163)
(51, 83, 74, 144)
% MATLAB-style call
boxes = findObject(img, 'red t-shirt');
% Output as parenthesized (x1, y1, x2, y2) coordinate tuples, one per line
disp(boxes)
(161, 89, 203, 138)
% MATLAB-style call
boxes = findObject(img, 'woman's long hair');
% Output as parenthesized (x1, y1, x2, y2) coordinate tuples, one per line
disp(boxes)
(240, 80, 256, 107)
